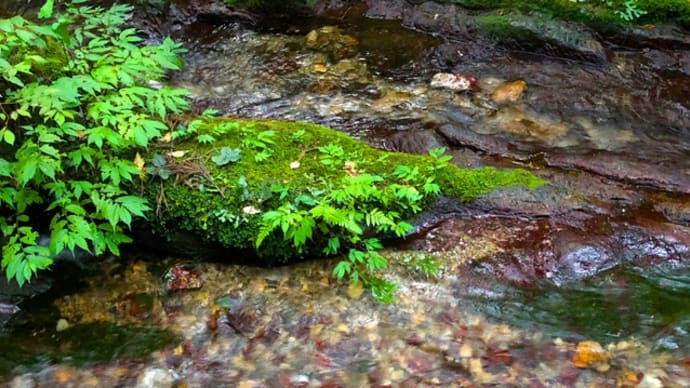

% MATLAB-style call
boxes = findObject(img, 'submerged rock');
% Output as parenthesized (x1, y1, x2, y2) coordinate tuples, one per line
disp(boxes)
(136, 367, 176, 388)
(430, 72, 478, 92)
(305, 26, 359, 62)
(544, 152, 690, 195)
(490, 79, 527, 104)
(144, 119, 542, 265)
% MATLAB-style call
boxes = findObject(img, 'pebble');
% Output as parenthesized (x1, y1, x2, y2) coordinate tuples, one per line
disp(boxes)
(55, 318, 70, 332)
(136, 367, 176, 388)
(490, 80, 527, 103)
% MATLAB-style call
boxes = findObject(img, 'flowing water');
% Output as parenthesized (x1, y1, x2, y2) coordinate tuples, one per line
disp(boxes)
(2, 1, 690, 385)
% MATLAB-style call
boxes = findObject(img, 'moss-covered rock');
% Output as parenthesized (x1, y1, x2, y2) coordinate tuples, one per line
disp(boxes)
(451, 0, 690, 27)
(473, 11, 607, 63)
(144, 119, 543, 265)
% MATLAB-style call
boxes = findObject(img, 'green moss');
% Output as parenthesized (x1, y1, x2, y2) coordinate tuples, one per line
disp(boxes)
(454, 0, 690, 27)
(145, 119, 543, 264)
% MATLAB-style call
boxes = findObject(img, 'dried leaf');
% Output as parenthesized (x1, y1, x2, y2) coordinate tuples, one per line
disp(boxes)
(242, 205, 260, 215)
(167, 150, 188, 158)
(133, 153, 145, 176)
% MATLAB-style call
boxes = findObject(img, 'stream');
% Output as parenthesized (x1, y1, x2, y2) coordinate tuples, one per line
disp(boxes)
(2, 0, 690, 386)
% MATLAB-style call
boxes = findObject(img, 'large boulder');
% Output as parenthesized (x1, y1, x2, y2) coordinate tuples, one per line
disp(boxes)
(142, 119, 542, 264)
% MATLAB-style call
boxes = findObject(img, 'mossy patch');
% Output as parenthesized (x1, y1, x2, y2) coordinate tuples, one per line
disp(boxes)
(144, 119, 543, 265)
(454, 0, 690, 27)
(473, 11, 607, 62)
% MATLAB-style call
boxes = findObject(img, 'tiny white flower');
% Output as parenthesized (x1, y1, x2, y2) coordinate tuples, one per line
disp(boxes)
(290, 161, 300, 169)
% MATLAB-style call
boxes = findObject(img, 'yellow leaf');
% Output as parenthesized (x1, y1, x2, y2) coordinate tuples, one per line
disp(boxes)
(133, 153, 145, 176)
(313, 64, 328, 73)
(160, 132, 172, 143)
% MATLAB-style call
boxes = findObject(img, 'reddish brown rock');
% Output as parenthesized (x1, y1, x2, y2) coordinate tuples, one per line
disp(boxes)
(490, 80, 527, 103)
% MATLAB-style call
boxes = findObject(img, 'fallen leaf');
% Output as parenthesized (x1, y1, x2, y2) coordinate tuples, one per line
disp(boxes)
(617, 369, 641, 387)
(242, 206, 261, 215)
(572, 341, 609, 370)
(343, 161, 358, 176)
(167, 150, 188, 158)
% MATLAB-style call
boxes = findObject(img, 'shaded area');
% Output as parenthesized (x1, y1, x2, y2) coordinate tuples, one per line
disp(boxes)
(0, 317, 179, 379)
(465, 265, 690, 349)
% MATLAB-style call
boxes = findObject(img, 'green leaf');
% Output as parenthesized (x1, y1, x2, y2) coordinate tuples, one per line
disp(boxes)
(332, 261, 351, 280)
(18, 159, 37, 186)
(211, 147, 241, 166)
(38, 0, 54, 19)
(1, 129, 15, 145)
(292, 216, 315, 248)
(196, 134, 215, 144)
(324, 237, 340, 255)
(348, 249, 365, 264)
(115, 195, 149, 217)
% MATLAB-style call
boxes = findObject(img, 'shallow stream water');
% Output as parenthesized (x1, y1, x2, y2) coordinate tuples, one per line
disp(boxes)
(2, 1, 690, 386)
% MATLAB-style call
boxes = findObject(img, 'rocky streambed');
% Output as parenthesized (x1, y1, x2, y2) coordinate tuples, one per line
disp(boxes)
(2, 0, 690, 386)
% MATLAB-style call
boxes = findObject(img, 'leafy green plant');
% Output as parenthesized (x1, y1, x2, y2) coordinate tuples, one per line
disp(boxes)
(242, 129, 275, 162)
(256, 148, 452, 302)
(176, 111, 238, 144)
(614, 0, 646, 21)
(569, 0, 646, 21)
(146, 154, 172, 180)
(287, 129, 306, 144)
(318, 144, 346, 167)
(0, 1, 190, 285)
(211, 147, 241, 167)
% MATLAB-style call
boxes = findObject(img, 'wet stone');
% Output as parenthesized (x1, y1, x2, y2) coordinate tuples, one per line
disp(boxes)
(135, 367, 176, 388)
(305, 26, 359, 62)
(490, 79, 527, 104)
(387, 128, 447, 155)
(544, 152, 690, 195)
